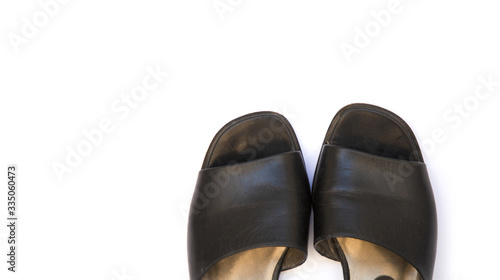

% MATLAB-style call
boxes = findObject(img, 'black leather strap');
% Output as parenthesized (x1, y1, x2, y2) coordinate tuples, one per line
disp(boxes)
(313, 145, 437, 280)
(188, 151, 311, 280)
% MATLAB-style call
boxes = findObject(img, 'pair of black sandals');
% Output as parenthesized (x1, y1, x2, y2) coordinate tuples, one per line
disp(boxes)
(188, 104, 437, 280)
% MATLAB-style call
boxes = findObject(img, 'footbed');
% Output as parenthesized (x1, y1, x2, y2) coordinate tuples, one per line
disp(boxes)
(201, 247, 287, 280)
(337, 238, 421, 280)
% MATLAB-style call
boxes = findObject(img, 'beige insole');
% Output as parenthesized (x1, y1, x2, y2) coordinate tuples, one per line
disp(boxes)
(337, 237, 422, 280)
(201, 247, 287, 280)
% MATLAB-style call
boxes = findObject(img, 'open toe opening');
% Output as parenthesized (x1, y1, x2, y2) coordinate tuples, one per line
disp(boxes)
(325, 104, 423, 162)
(203, 112, 300, 168)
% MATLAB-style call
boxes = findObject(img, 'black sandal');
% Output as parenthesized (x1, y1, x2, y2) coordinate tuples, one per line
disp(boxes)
(188, 111, 311, 280)
(313, 104, 437, 280)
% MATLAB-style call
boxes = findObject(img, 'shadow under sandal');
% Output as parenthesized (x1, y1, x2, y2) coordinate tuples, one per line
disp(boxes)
(313, 104, 437, 280)
(188, 111, 311, 280)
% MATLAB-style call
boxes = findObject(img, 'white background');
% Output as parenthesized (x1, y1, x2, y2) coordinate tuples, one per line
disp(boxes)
(1, 0, 499, 279)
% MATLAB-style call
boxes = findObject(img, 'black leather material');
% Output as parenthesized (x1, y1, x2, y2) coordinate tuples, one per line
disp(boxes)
(314, 145, 437, 280)
(188, 112, 311, 280)
(313, 104, 437, 280)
